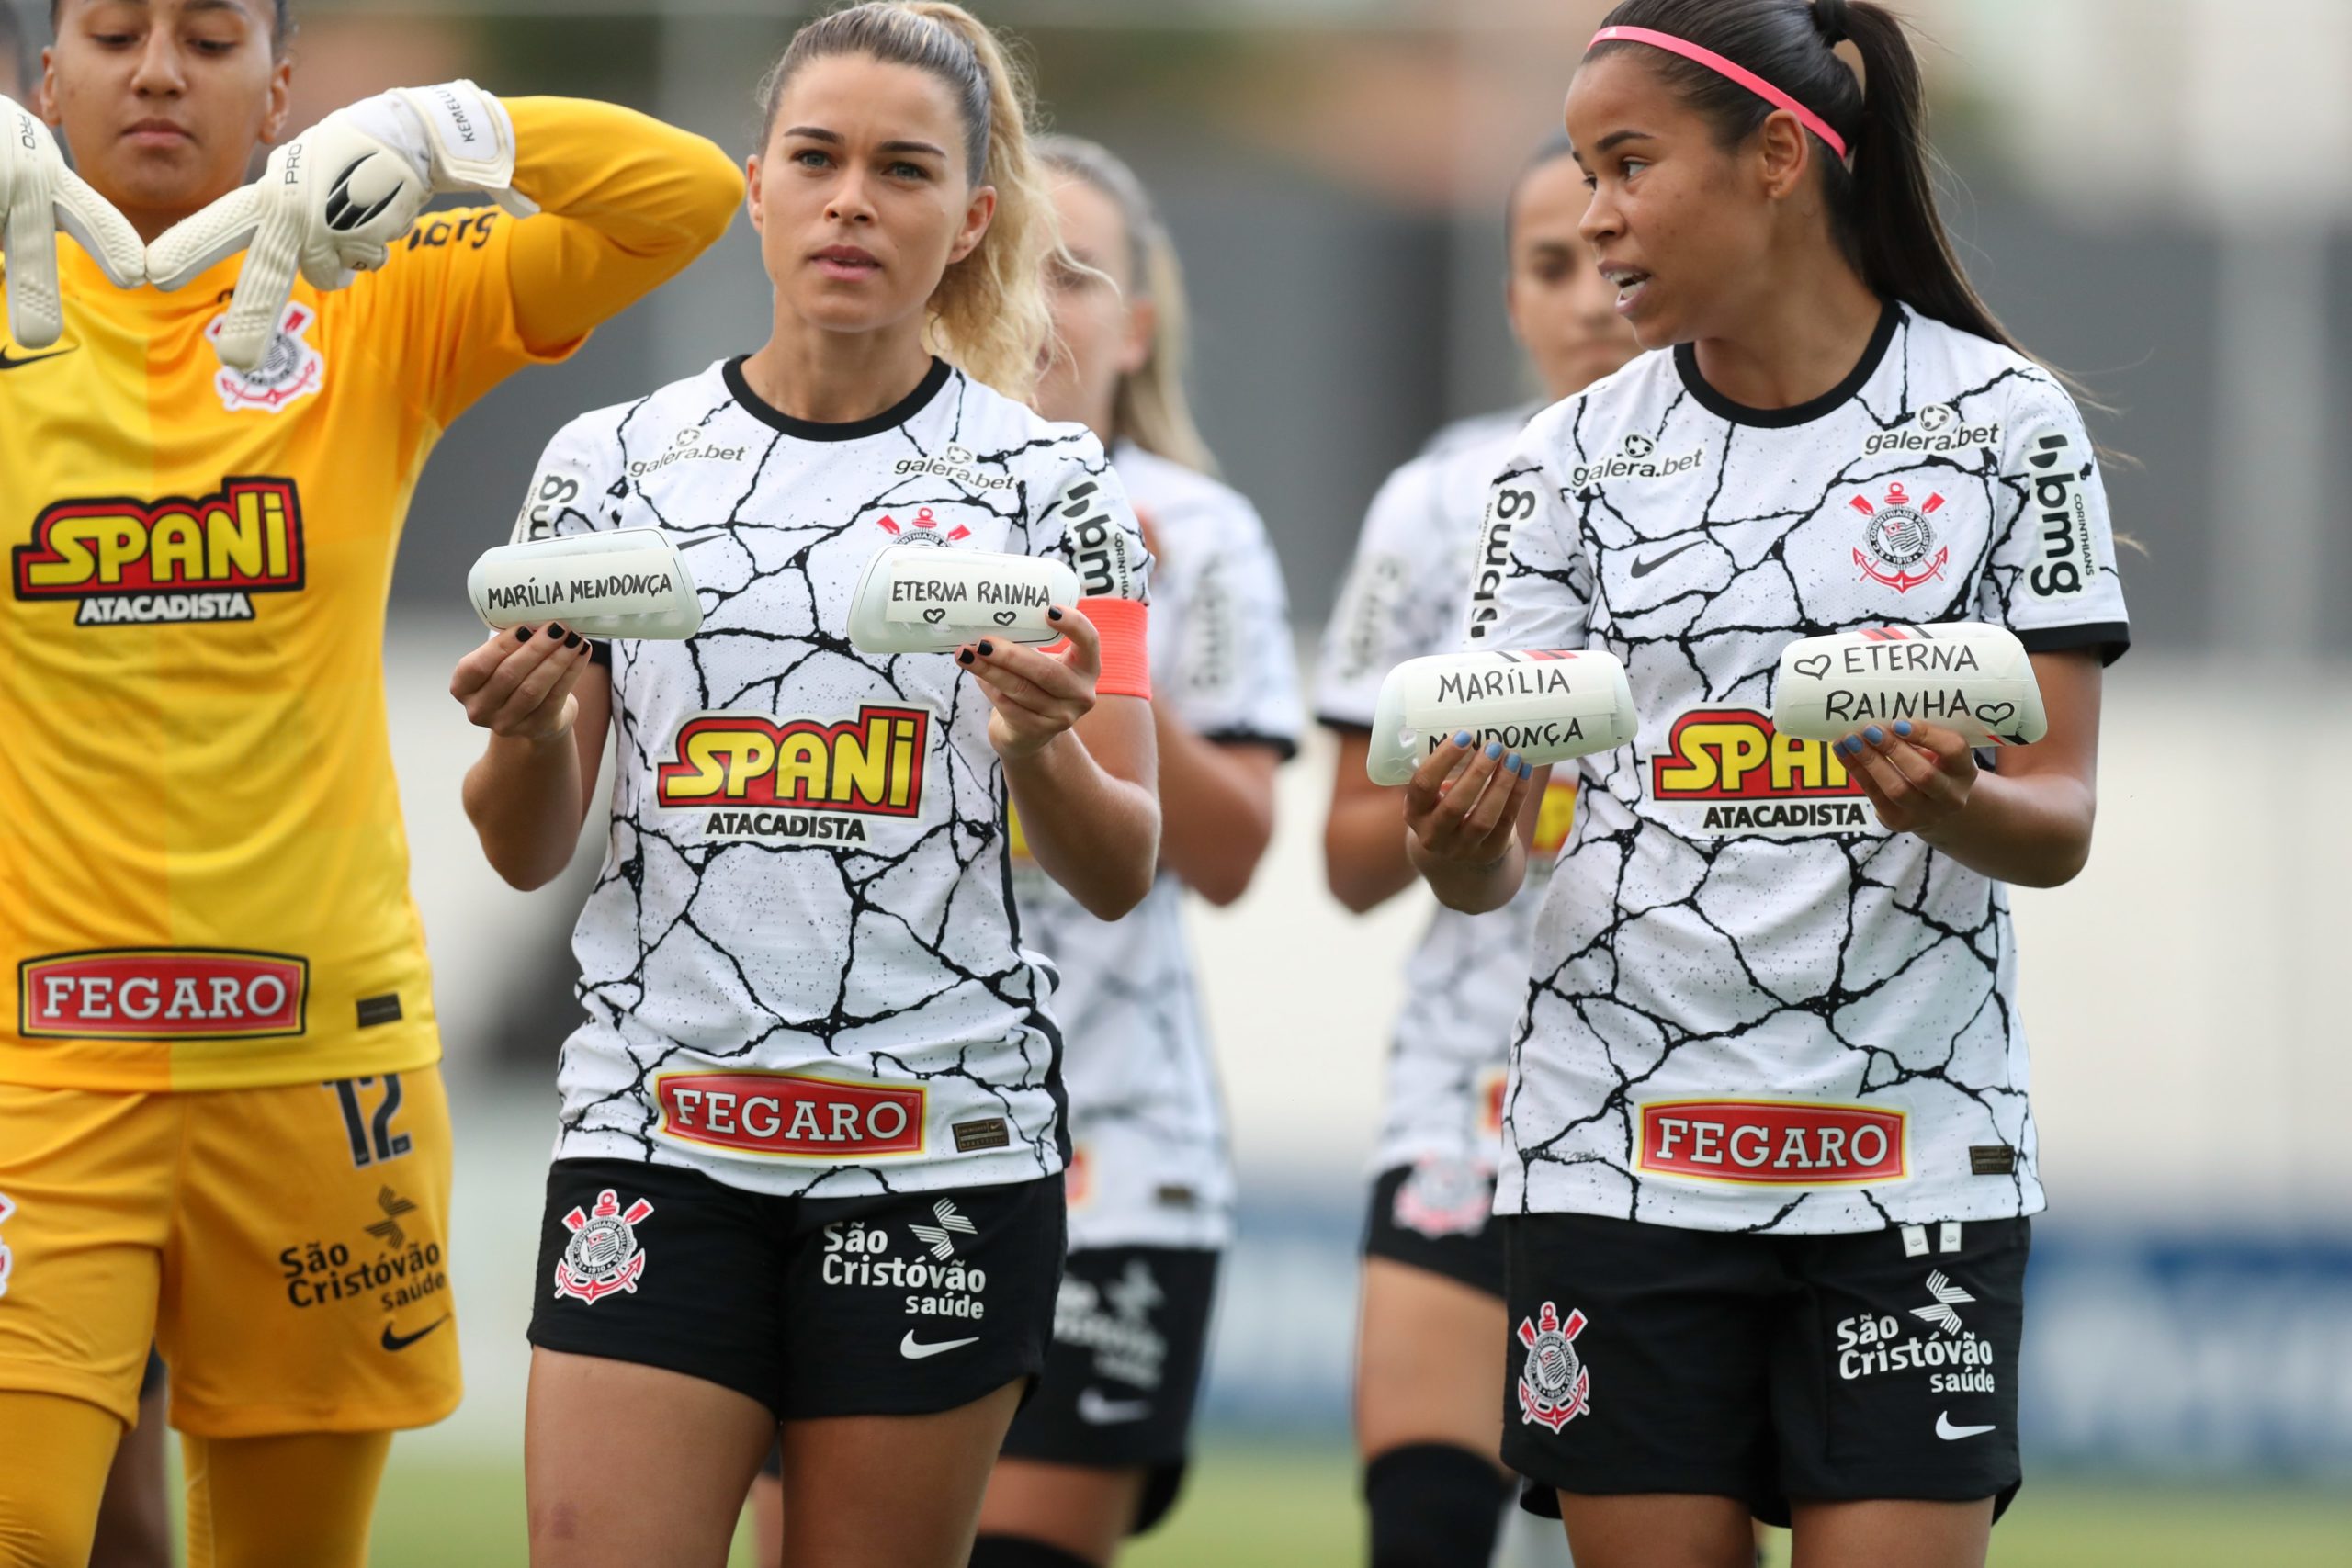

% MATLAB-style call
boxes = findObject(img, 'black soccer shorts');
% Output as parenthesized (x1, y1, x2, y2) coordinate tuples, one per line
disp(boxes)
(1362, 1158, 1506, 1299)
(527, 1157, 1063, 1420)
(998, 1246, 1220, 1536)
(1500, 1210, 2027, 1526)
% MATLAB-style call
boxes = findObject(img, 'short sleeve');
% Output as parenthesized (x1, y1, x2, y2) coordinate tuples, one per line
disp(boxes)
(1315, 458, 1450, 729)
(1034, 448, 1153, 605)
(1978, 377, 2131, 664)
(1168, 500, 1302, 759)
(1478, 420, 1593, 654)
(1031, 440, 1153, 699)
(510, 412, 622, 544)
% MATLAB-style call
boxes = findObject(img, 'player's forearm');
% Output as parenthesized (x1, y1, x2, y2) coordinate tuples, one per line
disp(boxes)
(1916, 771, 2097, 888)
(1411, 832, 1525, 915)
(1154, 715, 1277, 908)
(1005, 732, 1161, 921)
(1325, 788, 1419, 913)
(463, 732, 588, 892)
(506, 98, 741, 254)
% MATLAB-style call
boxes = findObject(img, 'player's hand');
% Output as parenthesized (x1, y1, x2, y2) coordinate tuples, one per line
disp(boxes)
(450, 624, 592, 743)
(0, 95, 145, 349)
(146, 81, 535, 371)
(1839, 718, 1977, 837)
(960, 604, 1100, 761)
(1404, 733, 1534, 866)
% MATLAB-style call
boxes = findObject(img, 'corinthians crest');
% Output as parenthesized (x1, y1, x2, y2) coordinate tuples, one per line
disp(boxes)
(209, 302, 325, 413)
(1849, 480, 1949, 593)
(553, 1189, 654, 1304)
(1516, 1300, 1591, 1433)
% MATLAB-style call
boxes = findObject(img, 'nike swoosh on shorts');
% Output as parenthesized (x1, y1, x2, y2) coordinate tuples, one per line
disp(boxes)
(1936, 1411, 1996, 1440)
(899, 1331, 979, 1360)
(1076, 1388, 1153, 1424)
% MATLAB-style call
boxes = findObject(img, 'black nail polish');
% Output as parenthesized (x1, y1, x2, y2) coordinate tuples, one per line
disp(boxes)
(565, 632, 584, 649)
(514, 626, 533, 643)
(957, 649, 975, 666)
(978, 640, 994, 657)
(1047, 607, 1064, 622)
(547, 624, 566, 640)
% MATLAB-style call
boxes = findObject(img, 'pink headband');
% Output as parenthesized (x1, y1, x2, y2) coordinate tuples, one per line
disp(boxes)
(1589, 25, 1850, 162)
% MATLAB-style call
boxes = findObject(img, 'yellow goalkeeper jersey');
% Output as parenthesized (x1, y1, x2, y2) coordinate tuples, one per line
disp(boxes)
(0, 97, 741, 1091)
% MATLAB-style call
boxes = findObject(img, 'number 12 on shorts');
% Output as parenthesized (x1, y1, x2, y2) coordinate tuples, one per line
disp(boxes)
(328, 1075, 412, 1168)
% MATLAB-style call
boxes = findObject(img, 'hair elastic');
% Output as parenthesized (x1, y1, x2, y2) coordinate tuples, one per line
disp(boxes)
(1588, 25, 1850, 161)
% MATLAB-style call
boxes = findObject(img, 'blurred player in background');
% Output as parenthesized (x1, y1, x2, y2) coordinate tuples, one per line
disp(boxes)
(0, 0, 741, 1560)
(449, 6, 1158, 1565)
(1408, 3, 2129, 1565)
(1317, 132, 1636, 1568)
(969, 134, 1300, 1568)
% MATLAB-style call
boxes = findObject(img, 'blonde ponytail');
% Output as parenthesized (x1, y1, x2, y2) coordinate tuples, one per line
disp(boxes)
(1037, 135, 1219, 476)
(756, 2, 1054, 400)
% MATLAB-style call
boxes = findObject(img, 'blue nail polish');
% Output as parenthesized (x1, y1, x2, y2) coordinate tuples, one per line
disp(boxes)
(1838, 737, 1858, 757)
(1485, 740, 1504, 760)
(1506, 753, 1524, 774)
(1894, 720, 1914, 738)
(1865, 726, 1885, 746)
(1453, 731, 1473, 749)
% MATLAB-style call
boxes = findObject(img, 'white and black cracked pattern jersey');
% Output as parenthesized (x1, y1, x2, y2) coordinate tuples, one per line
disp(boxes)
(1012, 441, 1302, 1252)
(519, 356, 1150, 1198)
(1317, 408, 1585, 1179)
(1483, 304, 2129, 1234)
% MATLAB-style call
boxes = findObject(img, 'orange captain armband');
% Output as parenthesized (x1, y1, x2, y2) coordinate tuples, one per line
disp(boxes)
(1080, 596, 1152, 701)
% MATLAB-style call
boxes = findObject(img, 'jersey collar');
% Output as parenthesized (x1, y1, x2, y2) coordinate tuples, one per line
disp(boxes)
(1672, 298, 1900, 430)
(723, 354, 953, 442)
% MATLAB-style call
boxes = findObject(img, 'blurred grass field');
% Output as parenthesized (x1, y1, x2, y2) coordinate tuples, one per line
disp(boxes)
(353, 1441, 2352, 1566)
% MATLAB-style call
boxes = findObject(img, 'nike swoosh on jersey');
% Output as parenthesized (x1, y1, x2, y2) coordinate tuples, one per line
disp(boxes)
(1935, 1412, 1996, 1440)
(1076, 1388, 1154, 1425)
(0, 345, 76, 371)
(899, 1331, 979, 1360)
(1628, 539, 1704, 579)
(380, 1314, 449, 1353)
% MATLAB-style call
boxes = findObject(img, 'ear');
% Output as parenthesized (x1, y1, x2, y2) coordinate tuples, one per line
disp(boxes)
(257, 58, 293, 145)
(1503, 271, 1528, 349)
(37, 46, 57, 123)
(1115, 292, 1156, 378)
(744, 152, 765, 233)
(1755, 109, 1812, 202)
(947, 183, 996, 266)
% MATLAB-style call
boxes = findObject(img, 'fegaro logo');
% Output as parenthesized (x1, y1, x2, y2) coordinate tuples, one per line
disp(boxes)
(1567, 432, 1703, 490)
(656, 705, 928, 843)
(12, 478, 304, 626)
(1860, 403, 2002, 458)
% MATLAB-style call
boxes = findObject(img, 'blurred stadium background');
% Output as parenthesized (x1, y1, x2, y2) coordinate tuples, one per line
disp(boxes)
(12, 0, 2349, 1560)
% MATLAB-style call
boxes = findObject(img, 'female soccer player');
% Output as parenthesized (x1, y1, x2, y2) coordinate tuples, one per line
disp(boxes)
(0, 2, 740, 1562)
(1317, 133, 1637, 1568)
(450, 8, 1159, 1567)
(1408, 4, 2130, 1566)
(961, 133, 1300, 1568)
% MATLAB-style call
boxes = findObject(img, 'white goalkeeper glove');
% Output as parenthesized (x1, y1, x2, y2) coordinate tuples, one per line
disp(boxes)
(147, 80, 537, 371)
(0, 95, 146, 350)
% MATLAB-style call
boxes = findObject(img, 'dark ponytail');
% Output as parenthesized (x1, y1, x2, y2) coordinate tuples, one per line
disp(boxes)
(1589, 0, 2028, 360)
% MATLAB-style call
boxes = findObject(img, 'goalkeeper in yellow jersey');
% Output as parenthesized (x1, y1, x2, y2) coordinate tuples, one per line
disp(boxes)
(0, 3, 742, 1562)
